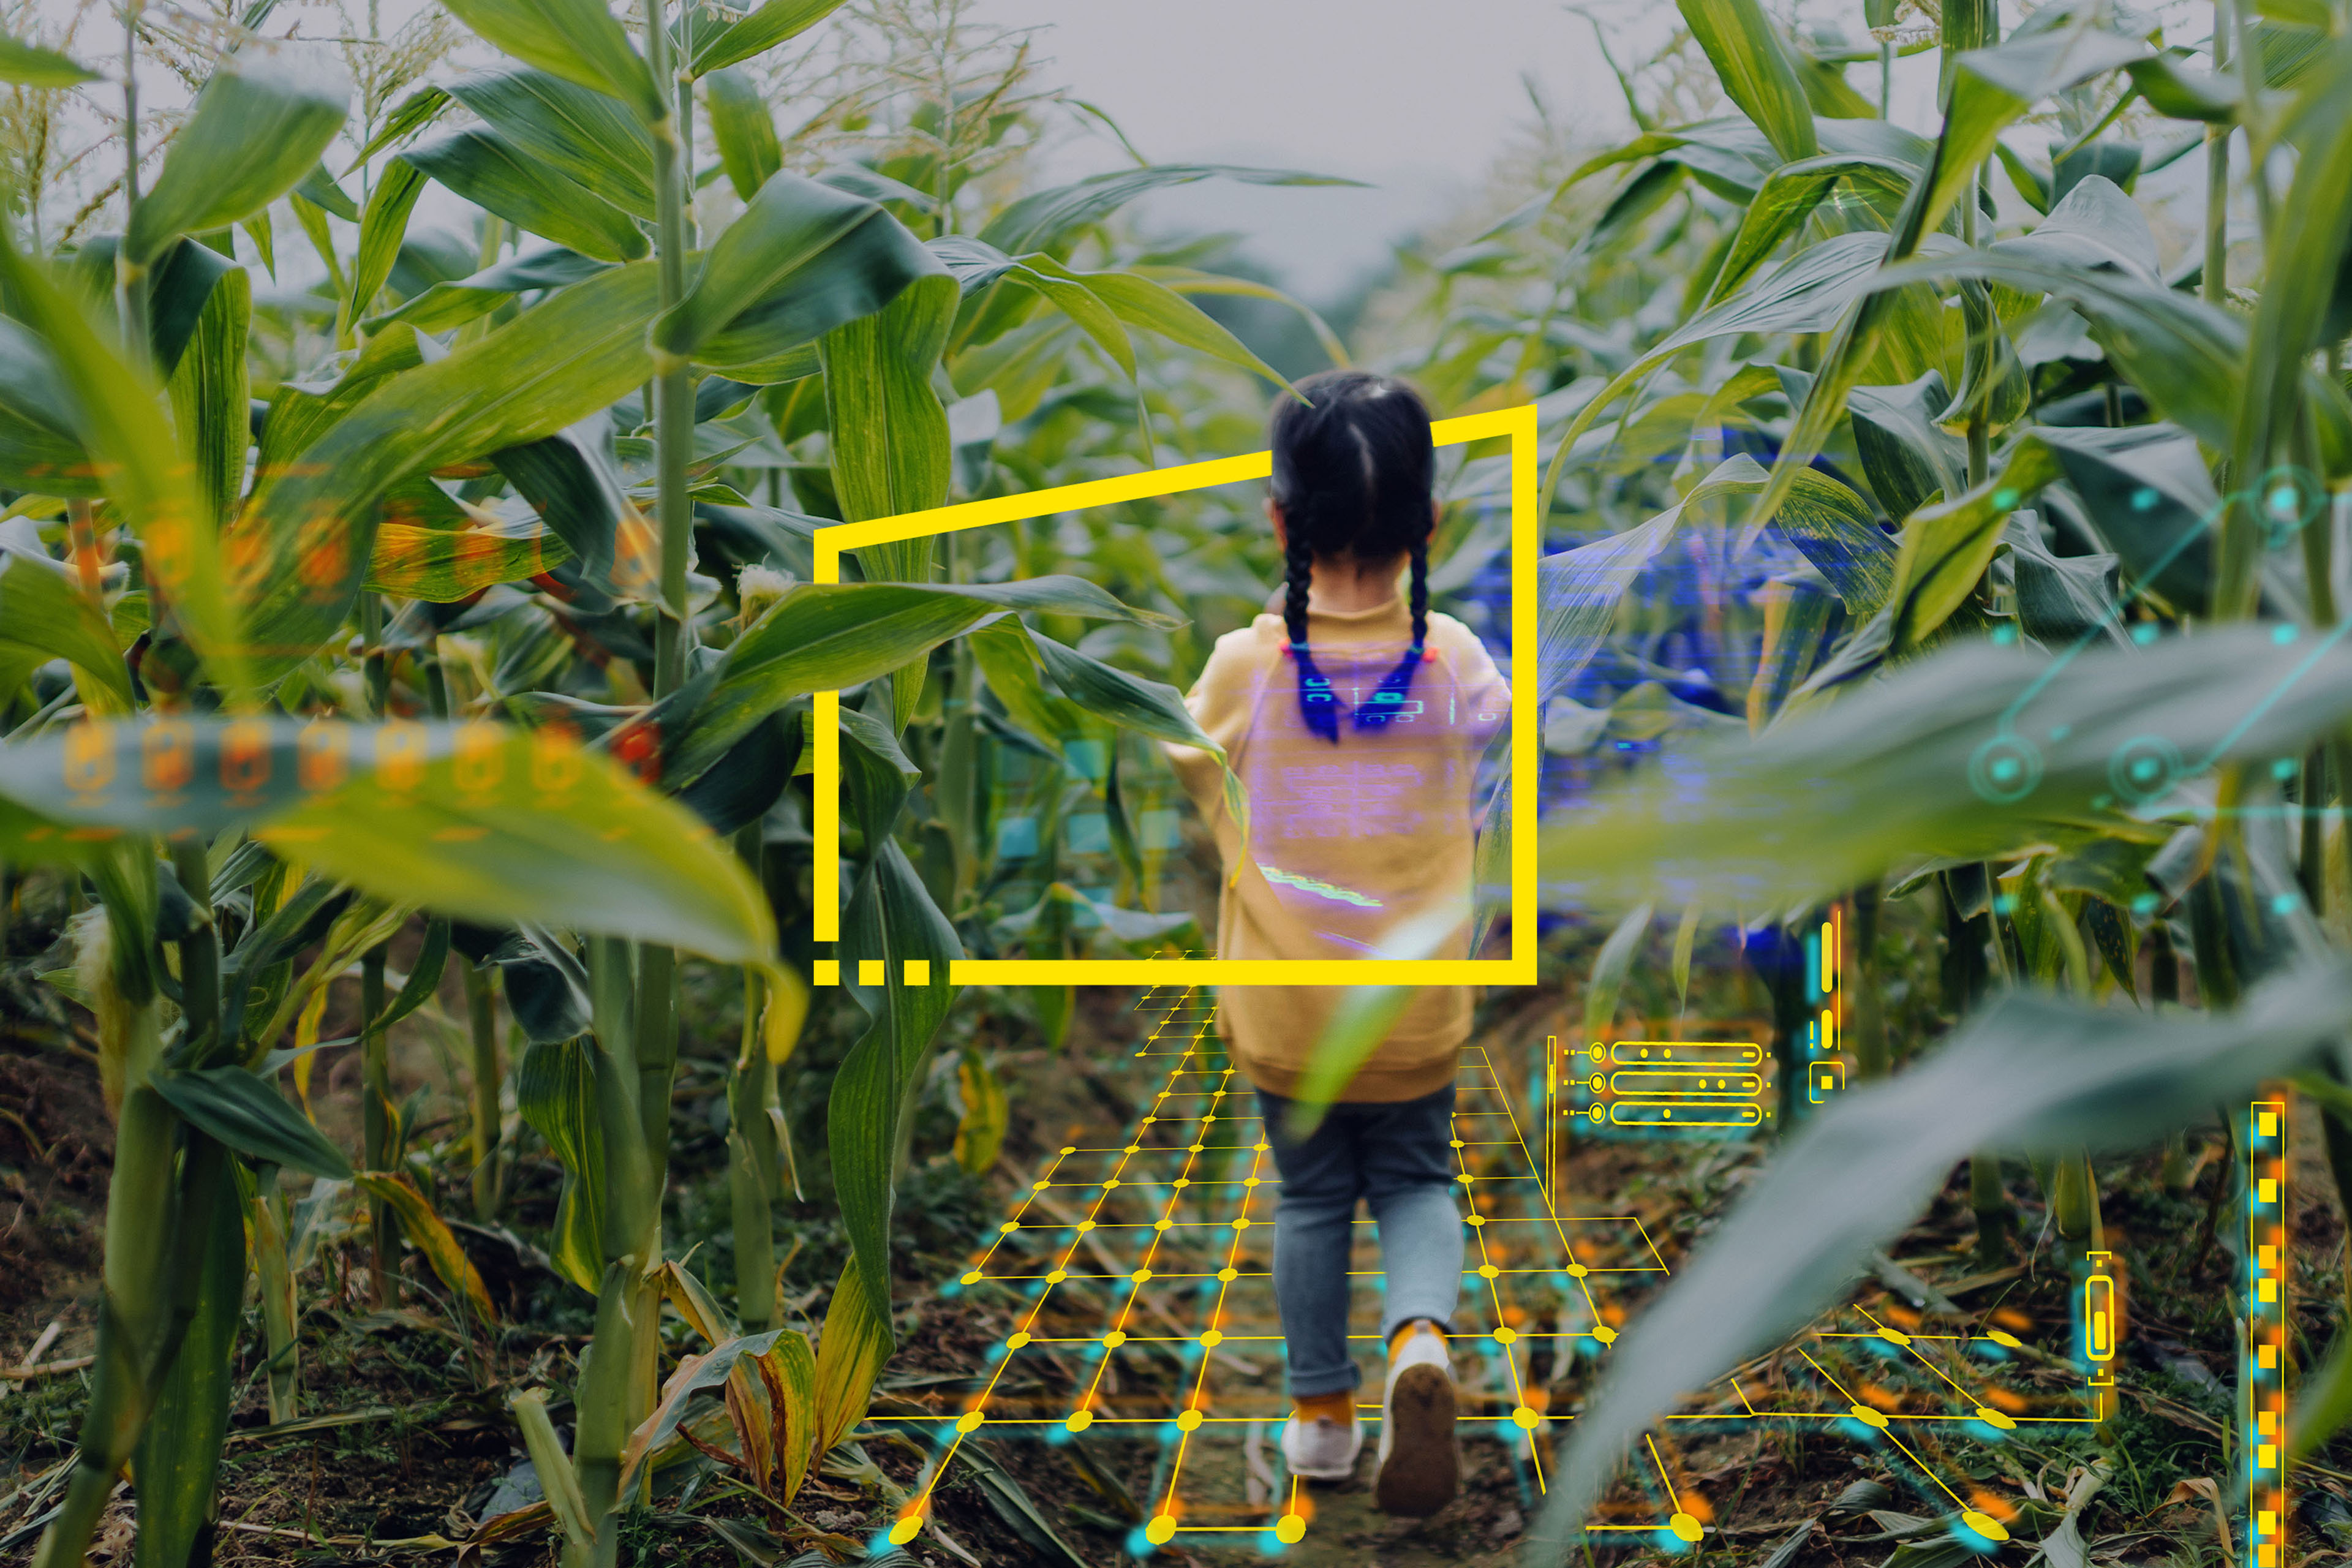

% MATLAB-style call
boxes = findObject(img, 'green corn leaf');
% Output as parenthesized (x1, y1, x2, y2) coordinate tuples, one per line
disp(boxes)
(346, 83, 452, 170)
(446, 64, 656, 219)
(0, 32, 99, 86)
(0, 717, 775, 964)
(1023, 254, 1292, 393)
(164, 262, 251, 532)
(705, 67, 782, 202)
(125, 50, 350, 266)
(400, 129, 649, 263)
(828, 839, 961, 1322)
(1849, 373, 1966, 526)
(0, 541, 130, 711)
(511, 1388, 595, 1548)
(978, 164, 1361, 257)
(684, 0, 847, 76)
(1527, 961, 2352, 1562)
(818, 268, 957, 545)
(656, 173, 938, 358)
(365, 520, 573, 601)
(1028, 631, 1218, 752)
(0, 318, 96, 495)
(1885, 440, 2066, 650)
(1676, 0, 1819, 162)
(1707, 154, 1918, 306)
(346, 156, 426, 330)
(1746, 573, 1839, 734)
(151, 1066, 353, 1178)
(438, 0, 664, 126)
(1539, 624, 2352, 916)
(518, 1038, 605, 1291)
(0, 228, 249, 700)
(1541, 230, 1890, 514)
(132, 1145, 244, 1568)
(663, 575, 1167, 784)
(361, 244, 611, 336)
(242, 261, 659, 682)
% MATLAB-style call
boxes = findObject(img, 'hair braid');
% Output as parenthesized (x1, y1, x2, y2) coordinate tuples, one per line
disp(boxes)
(1284, 528, 1339, 742)
(1356, 532, 1431, 733)
(1407, 530, 1429, 650)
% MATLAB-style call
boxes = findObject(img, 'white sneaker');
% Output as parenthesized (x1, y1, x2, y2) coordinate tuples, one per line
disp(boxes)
(1375, 1322, 1459, 1517)
(1280, 1409, 1365, 1480)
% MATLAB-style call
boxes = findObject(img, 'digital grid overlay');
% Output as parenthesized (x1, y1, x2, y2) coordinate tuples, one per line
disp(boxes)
(867, 987, 2116, 1559)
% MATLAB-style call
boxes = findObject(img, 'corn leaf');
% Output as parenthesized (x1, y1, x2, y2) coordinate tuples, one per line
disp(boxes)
(354, 1170, 497, 1322)
(517, 1038, 605, 1291)
(1528, 961, 2352, 1561)
(132, 1147, 245, 1568)
(150, 1066, 352, 1178)
(365, 521, 572, 601)
(347, 157, 426, 328)
(511, 1388, 594, 1548)
(704, 67, 782, 201)
(401, 129, 649, 263)
(1676, 0, 1819, 162)
(682, 0, 847, 76)
(446, 64, 655, 219)
(125, 49, 350, 266)
(0, 33, 99, 86)
(811, 1255, 893, 1457)
(0, 543, 130, 710)
(438, 0, 664, 126)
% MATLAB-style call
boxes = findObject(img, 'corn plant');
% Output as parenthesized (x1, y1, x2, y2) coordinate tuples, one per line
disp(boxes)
(1313, 0, 2352, 1550)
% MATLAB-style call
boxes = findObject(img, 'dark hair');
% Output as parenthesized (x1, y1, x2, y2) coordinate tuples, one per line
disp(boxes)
(1269, 369, 1436, 743)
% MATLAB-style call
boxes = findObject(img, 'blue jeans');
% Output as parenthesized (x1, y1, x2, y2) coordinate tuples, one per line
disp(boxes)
(1254, 1084, 1464, 1397)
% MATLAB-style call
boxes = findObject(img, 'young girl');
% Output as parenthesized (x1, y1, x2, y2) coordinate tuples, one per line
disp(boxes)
(1162, 370, 1509, 1517)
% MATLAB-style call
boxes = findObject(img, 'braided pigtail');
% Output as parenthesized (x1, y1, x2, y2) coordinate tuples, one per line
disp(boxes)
(1285, 528, 1339, 742)
(1356, 531, 1431, 731)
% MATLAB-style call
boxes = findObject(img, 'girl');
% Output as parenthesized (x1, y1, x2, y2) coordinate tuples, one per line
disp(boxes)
(1162, 370, 1509, 1517)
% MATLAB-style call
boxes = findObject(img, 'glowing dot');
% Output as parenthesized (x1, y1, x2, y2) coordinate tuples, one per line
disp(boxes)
(1465, 1215, 1485, 1227)
(2275, 623, 2300, 645)
(1146, 1515, 1177, 1545)
(1234, 1216, 1253, 1230)
(1450, 1139, 1464, 1149)
(1670, 1513, 1703, 1544)
(1457, 1174, 1475, 1186)
(1046, 1270, 1067, 1284)
(1125, 1145, 1140, 1155)
(1219, 1267, 1238, 1282)
(889, 1516, 922, 1545)
(1155, 1218, 1173, 1231)
(1275, 1515, 1306, 1544)
(1006, 1332, 1031, 1351)
(1961, 1510, 2010, 1543)
(1200, 1330, 1224, 1348)
(1244, 1177, 1261, 1188)
(1172, 1178, 1189, 1188)
(1102, 1180, 1121, 1191)
(957, 1411, 984, 1433)
(2271, 485, 2298, 516)
(2274, 892, 2300, 914)
(1567, 1264, 1589, 1278)
(1061, 1145, 1077, 1154)
(1975, 1406, 2016, 1430)
(1104, 1330, 1128, 1348)
(2131, 485, 2159, 510)
(1077, 1221, 1096, 1233)
(1479, 1264, 1500, 1280)
(1592, 1325, 1618, 1344)
(960, 1272, 982, 1285)
(1033, 1179, 1050, 1189)
(1132, 1268, 1153, 1283)
(1850, 1404, 1889, 1428)
(1513, 1407, 1539, 1430)
(1992, 488, 2019, 510)
(1254, 1141, 1270, 1152)
(1189, 1144, 1204, 1153)
(1177, 1410, 1203, 1431)
(1000, 1222, 1019, 1234)
(1494, 1327, 1518, 1345)
(1202, 1115, 1216, 1124)
(1141, 1117, 1156, 1125)
(1065, 1411, 1095, 1433)
(1877, 1327, 1912, 1347)
(1986, 1329, 2022, 1348)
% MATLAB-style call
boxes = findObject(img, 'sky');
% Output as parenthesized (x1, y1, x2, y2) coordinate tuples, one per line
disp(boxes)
(987, 0, 1659, 306)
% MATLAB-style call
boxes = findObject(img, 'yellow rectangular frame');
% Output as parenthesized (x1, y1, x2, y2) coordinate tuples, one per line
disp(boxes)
(811, 402, 1539, 987)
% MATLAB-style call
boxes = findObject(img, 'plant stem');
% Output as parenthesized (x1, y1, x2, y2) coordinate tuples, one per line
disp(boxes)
(113, 1, 149, 372)
(467, 960, 501, 1221)
(361, 943, 393, 1305)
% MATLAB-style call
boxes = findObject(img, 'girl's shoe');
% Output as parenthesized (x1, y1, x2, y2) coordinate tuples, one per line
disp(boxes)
(1374, 1321, 1459, 1516)
(1280, 1409, 1365, 1480)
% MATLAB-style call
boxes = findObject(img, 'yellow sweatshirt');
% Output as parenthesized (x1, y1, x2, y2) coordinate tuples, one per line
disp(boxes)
(1161, 590, 1509, 1102)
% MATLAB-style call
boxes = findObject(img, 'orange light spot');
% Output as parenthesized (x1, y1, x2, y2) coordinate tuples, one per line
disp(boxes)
(1985, 1387, 2029, 1413)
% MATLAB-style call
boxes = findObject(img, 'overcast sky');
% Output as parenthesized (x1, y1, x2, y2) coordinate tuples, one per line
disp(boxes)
(992, 0, 1660, 304)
